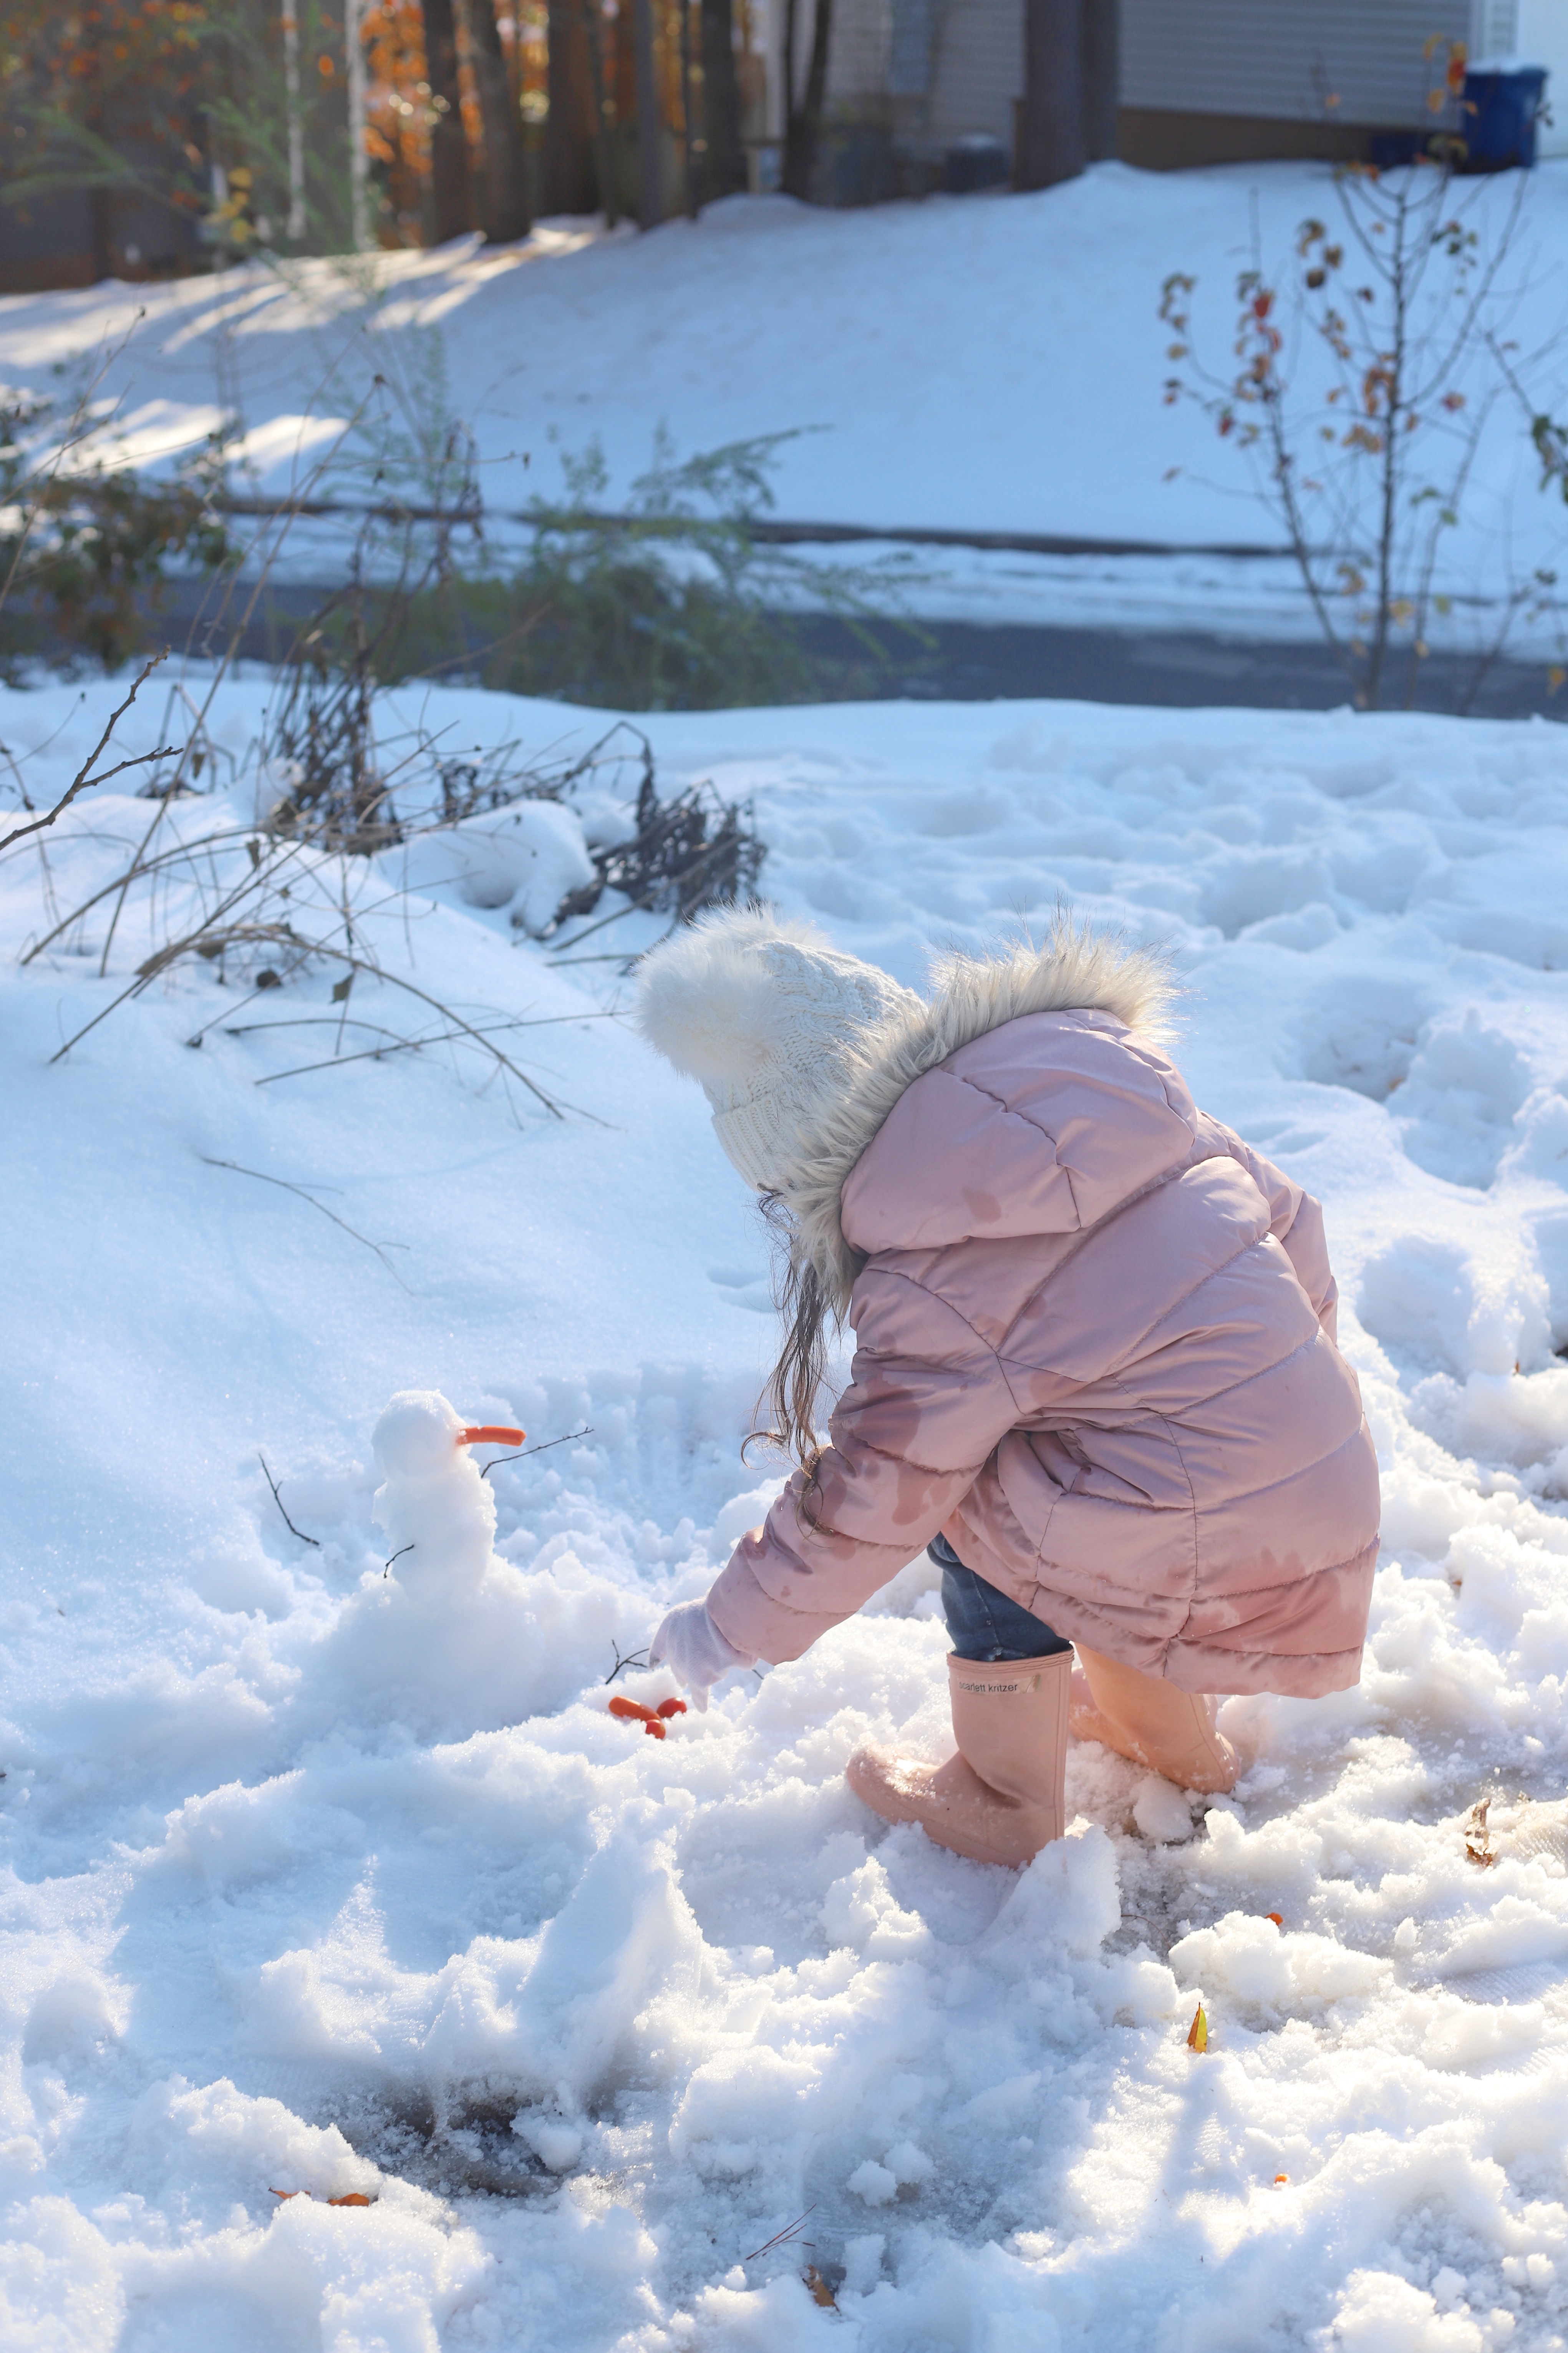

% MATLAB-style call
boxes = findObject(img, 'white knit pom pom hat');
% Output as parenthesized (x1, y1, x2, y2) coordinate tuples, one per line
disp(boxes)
(635, 905, 919, 1193)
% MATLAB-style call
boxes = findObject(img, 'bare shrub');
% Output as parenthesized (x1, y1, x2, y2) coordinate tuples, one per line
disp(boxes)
(1159, 74, 1567, 712)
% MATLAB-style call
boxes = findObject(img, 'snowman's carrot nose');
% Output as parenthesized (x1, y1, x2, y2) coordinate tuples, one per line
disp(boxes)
(457, 1424, 525, 1447)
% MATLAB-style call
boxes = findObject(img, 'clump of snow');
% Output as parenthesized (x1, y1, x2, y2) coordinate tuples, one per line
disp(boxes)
(381, 800, 595, 930)
(3, 675, 1568, 2348)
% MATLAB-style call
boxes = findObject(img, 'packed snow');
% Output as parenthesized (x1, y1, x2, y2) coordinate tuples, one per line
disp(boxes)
(5, 163, 1568, 647)
(2, 662, 1567, 2350)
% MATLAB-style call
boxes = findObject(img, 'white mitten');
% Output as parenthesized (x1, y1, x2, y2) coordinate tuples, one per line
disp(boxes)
(648, 1600, 754, 1712)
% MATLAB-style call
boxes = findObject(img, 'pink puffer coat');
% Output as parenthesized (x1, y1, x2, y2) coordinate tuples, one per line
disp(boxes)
(706, 1004, 1379, 1697)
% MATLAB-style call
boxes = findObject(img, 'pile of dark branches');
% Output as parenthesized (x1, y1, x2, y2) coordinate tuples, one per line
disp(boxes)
(551, 737, 764, 939)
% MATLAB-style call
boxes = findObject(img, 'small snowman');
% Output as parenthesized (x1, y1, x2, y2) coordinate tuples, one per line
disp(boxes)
(370, 1390, 524, 1598)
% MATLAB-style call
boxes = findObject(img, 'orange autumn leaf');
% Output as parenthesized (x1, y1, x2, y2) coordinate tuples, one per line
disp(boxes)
(1187, 2005, 1208, 2053)
(805, 2264, 838, 2309)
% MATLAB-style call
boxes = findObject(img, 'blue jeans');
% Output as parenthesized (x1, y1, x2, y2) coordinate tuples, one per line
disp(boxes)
(932, 1533, 1074, 1663)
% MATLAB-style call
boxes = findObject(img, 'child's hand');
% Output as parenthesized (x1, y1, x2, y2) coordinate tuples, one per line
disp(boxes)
(648, 1600, 754, 1712)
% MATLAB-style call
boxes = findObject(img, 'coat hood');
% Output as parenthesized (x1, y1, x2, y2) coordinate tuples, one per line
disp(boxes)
(784, 920, 1177, 1310)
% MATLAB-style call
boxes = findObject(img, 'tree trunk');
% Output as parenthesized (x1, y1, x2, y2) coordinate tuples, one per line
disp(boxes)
(678, 0, 698, 217)
(782, 0, 832, 200)
(89, 183, 113, 284)
(701, 0, 743, 202)
(421, 0, 474, 243)
(346, 0, 372, 247)
(282, 0, 308, 239)
(545, 0, 599, 214)
(1081, 0, 1117, 163)
(632, 0, 662, 226)
(464, 0, 530, 240)
(1017, 0, 1085, 191)
(577, 0, 619, 224)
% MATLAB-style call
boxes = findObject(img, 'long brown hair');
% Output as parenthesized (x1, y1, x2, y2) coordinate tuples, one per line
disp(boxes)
(745, 1194, 840, 1503)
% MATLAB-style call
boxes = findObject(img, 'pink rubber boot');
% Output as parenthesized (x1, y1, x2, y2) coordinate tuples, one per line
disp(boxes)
(846, 1651, 1071, 1865)
(1070, 1645, 1238, 1794)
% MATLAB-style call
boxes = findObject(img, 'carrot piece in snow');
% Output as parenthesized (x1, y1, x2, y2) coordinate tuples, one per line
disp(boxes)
(608, 1696, 667, 1738)
(656, 1697, 688, 1719)
(457, 1425, 525, 1447)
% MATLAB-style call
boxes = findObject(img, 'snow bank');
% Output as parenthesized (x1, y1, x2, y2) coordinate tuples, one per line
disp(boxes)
(2, 674, 1567, 2348)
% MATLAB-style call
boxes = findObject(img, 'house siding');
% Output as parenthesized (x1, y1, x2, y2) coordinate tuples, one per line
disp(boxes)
(1120, 0, 1477, 128)
(757, 0, 1553, 184)
(927, 0, 1026, 148)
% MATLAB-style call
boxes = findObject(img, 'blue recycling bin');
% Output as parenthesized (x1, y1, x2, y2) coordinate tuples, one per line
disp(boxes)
(1461, 64, 1548, 170)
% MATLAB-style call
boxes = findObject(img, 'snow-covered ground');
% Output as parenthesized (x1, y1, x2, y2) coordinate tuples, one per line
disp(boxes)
(3, 664, 1568, 2350)
(5, 164, 1568, 650)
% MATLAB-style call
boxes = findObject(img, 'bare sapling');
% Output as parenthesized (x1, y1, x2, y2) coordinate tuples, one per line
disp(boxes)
(1159, 51, 1564, 711)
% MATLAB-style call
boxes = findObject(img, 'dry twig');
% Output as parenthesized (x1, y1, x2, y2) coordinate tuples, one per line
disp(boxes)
(257, 1452, 321, 1548)
(479, 1426, 593, 1479)
(199, 1155, 413, 1288)
(0, 651, 172, 857)
(744, 2209, 816, 2264)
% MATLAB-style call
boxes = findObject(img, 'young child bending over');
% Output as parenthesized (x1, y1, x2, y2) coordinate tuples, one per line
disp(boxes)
(638, 909, 1379, 1867)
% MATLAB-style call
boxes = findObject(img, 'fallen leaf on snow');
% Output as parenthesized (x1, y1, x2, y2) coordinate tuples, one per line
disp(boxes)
(269, 2188, 377, 2207)
(1464, 1797, 1497, 1867)
(1187, 2005, 1208, 2053)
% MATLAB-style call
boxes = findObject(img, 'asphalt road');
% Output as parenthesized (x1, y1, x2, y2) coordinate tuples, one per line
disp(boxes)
(794, 614, 1566, 719)
(124, 580, 1565, 720)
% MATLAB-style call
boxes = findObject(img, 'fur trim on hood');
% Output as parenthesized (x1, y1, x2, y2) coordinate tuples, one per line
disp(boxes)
(784, 918, 1177, 1309)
